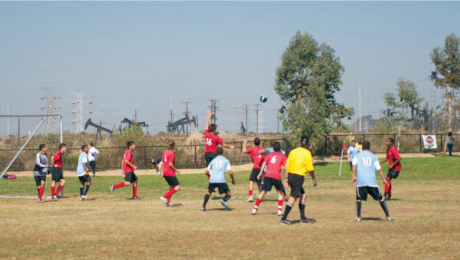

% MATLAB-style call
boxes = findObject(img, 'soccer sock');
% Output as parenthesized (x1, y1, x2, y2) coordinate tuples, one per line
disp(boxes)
(55, 185, 64, 195)
(38, 187, 44, 199)
(356, 202, 362, 218)
(223, 194, 231, 202)
(282, 203, 293, 221)
(385, 180, 391, 194)
(380, 201, 390, 217)
(299, 202, 306, 219)
(202, 194, 210, 208)
(37, 187, 40, 196)
(133, 186, 137, 198)
(83, 185, 90, 196)
(80, 187, 83, 196)
(388, 181, 392, 195)
(164, 188, 177, 200)
(248, 190, 253, 197)
(113, 182, 126, 189)
(255, 198, 262, 207)
(51, 186, 55, 197)
(278, 200, 283, 211)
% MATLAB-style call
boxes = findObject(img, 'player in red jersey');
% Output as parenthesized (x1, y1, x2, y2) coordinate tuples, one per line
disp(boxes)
(251, 142, 287, 216)
(379, 138, 402, 200)
(160, 140, 181, 206)
(243, 138, 265, 202)
(50, 143, 67, 199)
(109, 141, 141, 200)
(204, 110, 235, 167)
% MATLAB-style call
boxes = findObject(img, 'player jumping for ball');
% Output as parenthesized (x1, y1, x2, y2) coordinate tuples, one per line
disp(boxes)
(352, 141, 393, 222)
(242, 138, 265, 202)
(76, 145, 91, 200)
(50, 143, 67, 199)
(379, 138, 402, 200)
(204, 110, 235, 168)
(251, 142, 287, 216)
(160, 141, 181, 206)
(201, 147, 235, 211)
(109, 141, 141, 200)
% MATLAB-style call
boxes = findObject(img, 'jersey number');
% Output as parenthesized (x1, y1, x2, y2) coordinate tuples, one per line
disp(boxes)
(214, 161, 222, 168)
(361, 157, 371, 166)
(206, 138, 212, 145)
(164, 155, 167, 162)
(270, 156, 277, 164)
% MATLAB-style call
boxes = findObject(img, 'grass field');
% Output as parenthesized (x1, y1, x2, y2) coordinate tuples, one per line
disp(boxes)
(1, 157, 460, 259)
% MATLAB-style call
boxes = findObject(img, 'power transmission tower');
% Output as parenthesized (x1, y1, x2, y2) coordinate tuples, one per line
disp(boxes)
(209, 100, 218, 124)
(253, 104, 260, 133)
(358, 85, 369, 132)
(71, 92, 84, 133)
(183, 101, 192, 134)
(41, 87, 60, 134)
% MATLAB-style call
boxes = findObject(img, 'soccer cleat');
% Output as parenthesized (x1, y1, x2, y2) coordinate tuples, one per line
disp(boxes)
(277, 210, 283, 216)
(81, 195, 88, 200)
(38, 199, 44, 203)
(109, 185, 114, 194)
(251, 208, 257, 215)
(280, 219, 291, 225)
(300, 218, 314, 224)
(129, 197, 141, 200)
(92, 175, 96, 177)
(387, 196, 392, 200)
(160, 196, 168, 204)
(201, 207, 206, 211)
(220, 199, 230, 210)
(387, 216, 394, 221)
(246, 196, 253, 202)
(51, 196, 57, 199)
(354, 217, 362, 222)
(156, 172, 161, 175)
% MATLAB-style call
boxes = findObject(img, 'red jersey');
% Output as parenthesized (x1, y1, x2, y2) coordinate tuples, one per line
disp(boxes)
(263, 152, 286, 180)
(162, 149, 176, 176)
(246, 146, 265, 169)
(386, 146, 401, 171)
(53, 151, 63, 169)
(205, 129, 223, 153)
(123, 150, 134, 174)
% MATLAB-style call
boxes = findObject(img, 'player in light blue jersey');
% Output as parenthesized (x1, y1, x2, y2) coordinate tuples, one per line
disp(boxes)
(352, 141, 393, 222)
(76, 145, 91, 200)
(347, 140, 360, 170)
(201, 147, 235, 211)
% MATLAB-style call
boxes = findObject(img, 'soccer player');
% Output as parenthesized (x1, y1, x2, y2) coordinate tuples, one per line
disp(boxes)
(204, 110, 235, 167)
(379, 138, 402, 200)
(33, 144, 49, 203)
(280, 135, 317, 225)
(109, 141, 141, 200)
(352, 140, 393, 222)
(150, 156, 163, 175)
(160, 141, 181, 206)
(88, 143, 100, 177)
(251, 142, 286, 216)
(76, 145, 91, 200)
(50, 143, 67, 199)
(347, 140, 360, 170)
(258, 140, 288, 200)
(201, 147, 235, 211)
(357, 137, 363, 151)
(242, 138, 265, 202)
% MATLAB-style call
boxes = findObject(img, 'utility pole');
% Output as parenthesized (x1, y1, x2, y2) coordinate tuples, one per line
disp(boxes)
(169, 96, 174, 124)
(244, 105, 249, 131)
(183, 101, 192, 134)
(18, 118, 20, 147)
(134, 110, 138, 123)
(253, 104, 260, 134)
(209, 100, 218, 124)
(358, 85, 368, 132)
(41, 87, 60, 134)
(71, 92, 84, 133)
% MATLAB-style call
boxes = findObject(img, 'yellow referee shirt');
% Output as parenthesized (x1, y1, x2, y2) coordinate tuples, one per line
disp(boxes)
(357, 143, 363, 152)
(285, 147, 314, 177)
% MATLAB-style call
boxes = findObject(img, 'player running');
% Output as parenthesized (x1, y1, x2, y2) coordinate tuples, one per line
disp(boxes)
(352, 141, 393, 222)
(76, 145, 91, 200)
(347, 140, 360, 170)
(379, 138, 402, 200)
(109, 141, 141, 200)
(251, 142, 287, 216)
(242, 138, 265, 202)
(150, 156, 163, 175)
(204, 110, 235, 167)
(160, 141, 181, 206)
(280, 136, 317, 225)
(50, 143, 67, 199)
(33, 144, 50, 203)
(201, 147, 235, 211)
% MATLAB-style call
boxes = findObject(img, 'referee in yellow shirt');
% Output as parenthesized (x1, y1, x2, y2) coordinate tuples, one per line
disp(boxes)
(280, 135, 317, 225)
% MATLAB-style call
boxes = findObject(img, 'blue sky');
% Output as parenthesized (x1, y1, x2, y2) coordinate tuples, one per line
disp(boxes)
(1, 1, 459, 136)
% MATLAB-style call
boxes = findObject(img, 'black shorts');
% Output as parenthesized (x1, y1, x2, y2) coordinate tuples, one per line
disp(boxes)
(78, 175, 91, 183)
(34, 175, 46, 186)
(205, 152, 217, 166)
(51, 168, 64, 182)
(89, 161, 96, 170)
(164, 176, 180, 186)
(356, 186, 383, 201)
(153, 156, 162, 166)
(288, 174, 305, 197)
(124, 172, 138, 183)
(208, 183, 230, 194)
(261, 177, 284, 192)
(387, 169, 400, 179)
(249, 168, 262, 182)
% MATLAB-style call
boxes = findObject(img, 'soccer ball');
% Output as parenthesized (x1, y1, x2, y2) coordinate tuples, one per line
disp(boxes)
(260, 95, 267, 103)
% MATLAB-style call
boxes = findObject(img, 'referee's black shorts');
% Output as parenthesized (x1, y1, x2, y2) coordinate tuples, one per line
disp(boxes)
(288, 174, 305, 197)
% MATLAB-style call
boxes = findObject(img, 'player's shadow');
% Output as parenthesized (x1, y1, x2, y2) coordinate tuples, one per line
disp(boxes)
(44, 200, 58, 203)
(207, 208, 233, 211)
(361, 217, 383, 221)
(386, 198, 401, 201)
(169, 203, 183, 207)
(85, 198, 98, 201)
(289, 219, 317, 224)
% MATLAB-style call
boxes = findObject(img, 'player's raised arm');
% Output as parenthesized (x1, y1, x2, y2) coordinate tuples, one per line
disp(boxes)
(205, 110, 212, 130)
(242, 140, 249, 153)
(258, 148, 270, 155)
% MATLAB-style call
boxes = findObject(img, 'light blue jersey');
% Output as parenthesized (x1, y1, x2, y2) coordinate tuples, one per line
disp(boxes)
(352, 151, 381, 187)
(347, 145, 360, 162)
(263, 147, 284, 171)
(76, 152, 89, 177)
(207, 156, 231, 183)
